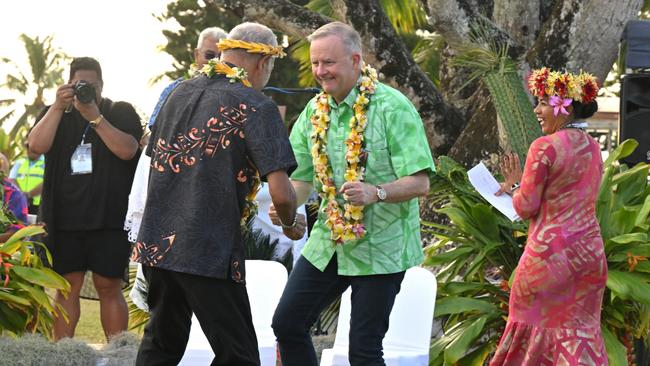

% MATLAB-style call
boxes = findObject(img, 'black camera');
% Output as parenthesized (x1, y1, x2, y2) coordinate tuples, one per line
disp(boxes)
(73, 80, 96, 104)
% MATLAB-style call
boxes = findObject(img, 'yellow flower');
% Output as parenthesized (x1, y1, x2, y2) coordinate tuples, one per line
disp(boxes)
(345, 204, 364, 220)
(344, 169, 359, 182)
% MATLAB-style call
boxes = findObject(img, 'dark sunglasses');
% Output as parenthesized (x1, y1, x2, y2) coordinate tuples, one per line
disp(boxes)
(204, 51, 218, 60)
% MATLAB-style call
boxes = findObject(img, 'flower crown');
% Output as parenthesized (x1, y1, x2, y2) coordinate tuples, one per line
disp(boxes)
(527, 67, 599, 104)
(218, 39, 286, 58)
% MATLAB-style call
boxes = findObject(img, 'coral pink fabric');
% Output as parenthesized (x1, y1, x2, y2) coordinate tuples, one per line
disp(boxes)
(490, 129, 608, 365)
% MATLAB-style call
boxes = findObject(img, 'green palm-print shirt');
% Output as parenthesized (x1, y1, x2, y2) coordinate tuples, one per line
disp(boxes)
(290, 82, 436, 275)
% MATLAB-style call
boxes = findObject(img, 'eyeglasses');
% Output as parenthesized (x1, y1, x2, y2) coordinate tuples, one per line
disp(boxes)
(204, 51, 218, 60)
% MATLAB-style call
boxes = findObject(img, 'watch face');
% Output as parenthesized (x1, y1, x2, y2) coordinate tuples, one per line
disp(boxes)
(377, 186, 387, 200)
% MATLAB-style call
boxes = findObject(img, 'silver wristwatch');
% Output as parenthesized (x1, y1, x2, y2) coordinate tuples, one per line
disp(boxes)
(376, 185, 387, 202)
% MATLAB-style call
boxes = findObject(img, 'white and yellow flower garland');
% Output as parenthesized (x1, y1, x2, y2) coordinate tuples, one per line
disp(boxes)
(199, 59, 252, 87)
(310, 64, 378, 244)
(198, 59, 260, 226)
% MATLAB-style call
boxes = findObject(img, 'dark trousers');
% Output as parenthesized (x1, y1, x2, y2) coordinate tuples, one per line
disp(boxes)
(272, 255, 405, 366)
(136, 266, 260, 366)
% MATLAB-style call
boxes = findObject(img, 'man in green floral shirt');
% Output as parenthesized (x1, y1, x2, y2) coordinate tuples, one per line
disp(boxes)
(271, 22, 436, 365)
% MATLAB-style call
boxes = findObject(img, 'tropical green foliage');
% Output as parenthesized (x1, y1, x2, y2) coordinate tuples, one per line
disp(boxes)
(424, 140, 650, 365)
(154, 0, 313, 125)
(0, 226, 70, 339)
(452, 28, 541, 164)
(0, 34, 68, 160)
(423, 156, 525, 366)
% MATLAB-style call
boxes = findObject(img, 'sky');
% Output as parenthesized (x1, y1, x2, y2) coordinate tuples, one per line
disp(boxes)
(0, 0, 181, 129)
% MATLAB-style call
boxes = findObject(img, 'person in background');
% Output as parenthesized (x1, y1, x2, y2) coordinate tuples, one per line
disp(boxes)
(9, 142, 44, 215)
(0, 153, 28, 242)
(28, 57, 142, 340)
(145, 27, 228, 130)
(491, 68, 606, 365)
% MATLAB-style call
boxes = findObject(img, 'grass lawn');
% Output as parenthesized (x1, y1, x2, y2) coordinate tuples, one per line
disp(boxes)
(75, 297, 143, 344)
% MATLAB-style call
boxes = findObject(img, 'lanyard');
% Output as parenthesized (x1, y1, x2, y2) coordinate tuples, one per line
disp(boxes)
(80, 123, 91, 145)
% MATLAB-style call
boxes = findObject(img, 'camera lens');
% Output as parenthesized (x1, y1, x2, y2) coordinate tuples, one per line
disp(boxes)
(74, 81, 96, 104)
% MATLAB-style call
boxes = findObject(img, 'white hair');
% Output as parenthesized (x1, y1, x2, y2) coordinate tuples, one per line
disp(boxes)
(196, 27, 228, 48)
(228, 22, 278, 47)
(307, 21, 362, 55)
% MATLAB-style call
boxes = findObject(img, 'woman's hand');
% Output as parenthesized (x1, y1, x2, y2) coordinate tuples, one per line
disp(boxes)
(495, 153, 522, 196)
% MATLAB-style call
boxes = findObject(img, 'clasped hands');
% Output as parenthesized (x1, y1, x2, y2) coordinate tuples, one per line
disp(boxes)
(269, 181, 379, 239)
(53, 83, 101, 122)
(495, 153, 523, 196)
(268, 207, 307, 240)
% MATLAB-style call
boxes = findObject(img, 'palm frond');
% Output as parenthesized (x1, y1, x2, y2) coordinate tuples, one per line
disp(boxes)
(379, 0, 426, 34)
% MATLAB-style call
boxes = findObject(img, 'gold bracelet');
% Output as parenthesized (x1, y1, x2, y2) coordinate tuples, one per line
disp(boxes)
(89, 114, 103, 128)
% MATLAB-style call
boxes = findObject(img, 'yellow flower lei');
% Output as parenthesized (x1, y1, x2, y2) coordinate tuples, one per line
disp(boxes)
(310, 63, 378, 244)
(198, 59, 259, 227)
(199, 59, 252, 87)
(218, 39, 287, 58)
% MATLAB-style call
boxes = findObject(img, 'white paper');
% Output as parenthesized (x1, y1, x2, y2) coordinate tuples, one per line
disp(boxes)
(467, 162, 520, 221)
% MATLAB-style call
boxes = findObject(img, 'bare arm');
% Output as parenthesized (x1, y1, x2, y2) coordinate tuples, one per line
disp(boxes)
(292, 180, 314, 206)
(29, 84, 73, 154)
(29, 85, 139, 160)
(74, 100, 139, 161)
(340, 170, 430, 206)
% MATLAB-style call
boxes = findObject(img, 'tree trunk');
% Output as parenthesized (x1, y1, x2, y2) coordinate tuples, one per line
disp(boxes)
(493, 0, 540, 49)
(526, 0, 644, 81)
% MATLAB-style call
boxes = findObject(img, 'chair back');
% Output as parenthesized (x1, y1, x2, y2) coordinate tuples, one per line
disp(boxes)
(332, 266, 437, 353)
(180, 260, 288, 365)
(246, 260, 288, 344)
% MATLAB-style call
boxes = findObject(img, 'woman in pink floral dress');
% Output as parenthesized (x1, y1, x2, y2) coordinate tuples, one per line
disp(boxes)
(491, 68, 608, 365)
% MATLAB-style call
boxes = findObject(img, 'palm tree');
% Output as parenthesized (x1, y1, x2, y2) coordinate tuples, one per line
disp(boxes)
(1, 34, 68, 160)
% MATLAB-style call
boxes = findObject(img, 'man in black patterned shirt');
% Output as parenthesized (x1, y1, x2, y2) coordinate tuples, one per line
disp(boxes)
(133, 23, 306, 365)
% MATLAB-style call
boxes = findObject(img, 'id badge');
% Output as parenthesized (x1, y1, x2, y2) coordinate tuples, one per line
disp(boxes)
(71, 143, 93, 175)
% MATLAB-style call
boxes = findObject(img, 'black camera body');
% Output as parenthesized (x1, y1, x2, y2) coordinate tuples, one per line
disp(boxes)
(74, 81, 96, 104)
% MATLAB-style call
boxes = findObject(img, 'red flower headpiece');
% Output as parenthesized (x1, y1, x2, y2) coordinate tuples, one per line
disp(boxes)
(527, 68, 599, 104)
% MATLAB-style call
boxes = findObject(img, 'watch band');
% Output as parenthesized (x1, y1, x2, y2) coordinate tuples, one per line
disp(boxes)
(511, 182, 521, 192)
(89, 114, 103, 128)
(376, 185, 387, 201)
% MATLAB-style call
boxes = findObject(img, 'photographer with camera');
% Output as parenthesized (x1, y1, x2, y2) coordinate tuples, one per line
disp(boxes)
(28, 57, 143, 341)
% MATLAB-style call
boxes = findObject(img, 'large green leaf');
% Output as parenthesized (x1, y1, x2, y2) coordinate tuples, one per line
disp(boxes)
(612, 164, 650, 207)
(425, 246, 475, 266)
(10, 266, 70, 291)
(444, 316, 489, 364)
(607, 270, 650, 305)
(435, 296, 498, 317)
(635, 195, 650, 227)
(470, 204, 500, 241)
(601, 325, 627, 366)
(0, 301, 28, 331)
(0, 225, 46, 251)
(609, 233, 648, 244)
(13, 282, 54, 312)
(604, 139, 638, 167)
(0, 289, 31, 306)
(457, 342, 496, 366)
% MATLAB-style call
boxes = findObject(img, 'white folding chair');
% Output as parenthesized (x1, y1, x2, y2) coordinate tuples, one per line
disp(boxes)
(179, 260, 288, 366)
(320, 266, 437, 366)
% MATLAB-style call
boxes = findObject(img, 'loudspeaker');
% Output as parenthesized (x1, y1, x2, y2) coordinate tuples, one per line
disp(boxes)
(619, 73, 650, 166)
(621, 20, 650, 70)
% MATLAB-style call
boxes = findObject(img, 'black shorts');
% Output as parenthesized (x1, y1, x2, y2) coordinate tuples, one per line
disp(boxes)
(49, 229, 131, 279)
